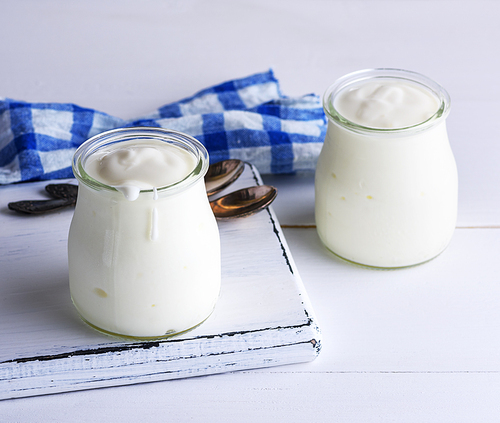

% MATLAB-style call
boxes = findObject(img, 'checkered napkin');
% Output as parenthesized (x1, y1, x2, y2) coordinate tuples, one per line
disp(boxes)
(0, 70, 326, 185)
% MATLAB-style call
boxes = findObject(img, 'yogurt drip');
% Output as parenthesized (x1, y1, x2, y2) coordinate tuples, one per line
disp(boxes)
(85, 141, 197, 201)
(334, 80, 440, 129)
(150, 187, 159, 241)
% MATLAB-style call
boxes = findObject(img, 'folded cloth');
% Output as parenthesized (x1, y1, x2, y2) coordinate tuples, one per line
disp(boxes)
(0, 70, 326, 185)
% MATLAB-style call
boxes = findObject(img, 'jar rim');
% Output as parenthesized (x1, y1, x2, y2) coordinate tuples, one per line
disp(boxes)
(72, 127, 209, 195)
(323, 68, 451, 135)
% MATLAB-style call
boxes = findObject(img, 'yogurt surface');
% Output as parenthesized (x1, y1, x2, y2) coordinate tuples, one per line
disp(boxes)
(85, 140, 197, 200)
(334, 79, 440, 129)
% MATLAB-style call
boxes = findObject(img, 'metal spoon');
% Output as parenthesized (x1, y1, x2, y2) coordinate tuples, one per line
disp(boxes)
(210, 185, 277, 220)
(205, 159, 245, 197)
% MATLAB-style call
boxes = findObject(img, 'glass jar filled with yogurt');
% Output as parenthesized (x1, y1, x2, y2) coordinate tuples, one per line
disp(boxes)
(315, 69, 457, 268)
(68, 127, 221, 339)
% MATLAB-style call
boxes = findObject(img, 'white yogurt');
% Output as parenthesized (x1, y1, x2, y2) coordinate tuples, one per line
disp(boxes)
(68, 128, 221, 338)
(333, 79, 440, 129)
(315, 69, 457, 268)
(85, 141, 196, 200)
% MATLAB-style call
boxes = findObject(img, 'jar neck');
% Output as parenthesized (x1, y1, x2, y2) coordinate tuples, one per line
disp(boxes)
(72, 127, 208, 197)
(323, 68, 451, 137)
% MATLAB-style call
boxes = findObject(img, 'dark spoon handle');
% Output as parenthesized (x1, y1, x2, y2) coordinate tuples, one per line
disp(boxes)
(45, 183, 78, 200)
(8, 198, 75, 214)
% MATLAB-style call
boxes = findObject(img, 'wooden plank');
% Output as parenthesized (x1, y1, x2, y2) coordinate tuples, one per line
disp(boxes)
(0, 165, 321, 400)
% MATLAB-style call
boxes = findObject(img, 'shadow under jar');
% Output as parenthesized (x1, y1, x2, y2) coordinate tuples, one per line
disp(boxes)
(315, 69, 458, 269)
(68, 127, 221, 339)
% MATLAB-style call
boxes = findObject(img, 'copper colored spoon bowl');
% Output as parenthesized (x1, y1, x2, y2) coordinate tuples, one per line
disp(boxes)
(205, 159, 245, 197)
(209, 185, 277, 220)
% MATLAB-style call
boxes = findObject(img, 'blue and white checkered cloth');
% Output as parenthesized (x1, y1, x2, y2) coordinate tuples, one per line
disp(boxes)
(0, 70, 326, 185)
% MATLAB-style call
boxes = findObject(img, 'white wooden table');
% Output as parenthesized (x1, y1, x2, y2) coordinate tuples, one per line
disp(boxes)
(1, 1, 499, 421)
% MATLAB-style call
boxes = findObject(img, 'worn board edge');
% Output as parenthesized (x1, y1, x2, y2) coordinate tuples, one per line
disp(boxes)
(0, 164, 322, 400)
(2, 327, 319, 399)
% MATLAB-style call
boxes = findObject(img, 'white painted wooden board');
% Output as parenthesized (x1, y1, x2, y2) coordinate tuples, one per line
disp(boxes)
(0, 165, 321, 400)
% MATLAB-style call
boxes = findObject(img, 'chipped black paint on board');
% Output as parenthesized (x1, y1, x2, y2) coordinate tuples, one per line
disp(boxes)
(4, 318, 320, 365)
(247, 162, 293, 275)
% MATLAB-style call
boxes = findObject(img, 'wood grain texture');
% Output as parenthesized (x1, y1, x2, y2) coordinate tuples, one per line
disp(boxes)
(0, 165, 321, 400)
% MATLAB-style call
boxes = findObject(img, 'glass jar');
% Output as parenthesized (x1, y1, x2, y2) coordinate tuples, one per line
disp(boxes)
(315, 69, 457, 268)
(68, 127, 221, 339)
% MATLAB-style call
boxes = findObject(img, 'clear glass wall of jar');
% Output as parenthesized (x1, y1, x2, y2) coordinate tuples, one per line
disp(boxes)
(315, 69, 457, 269)
(69, 127, 221, 339)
